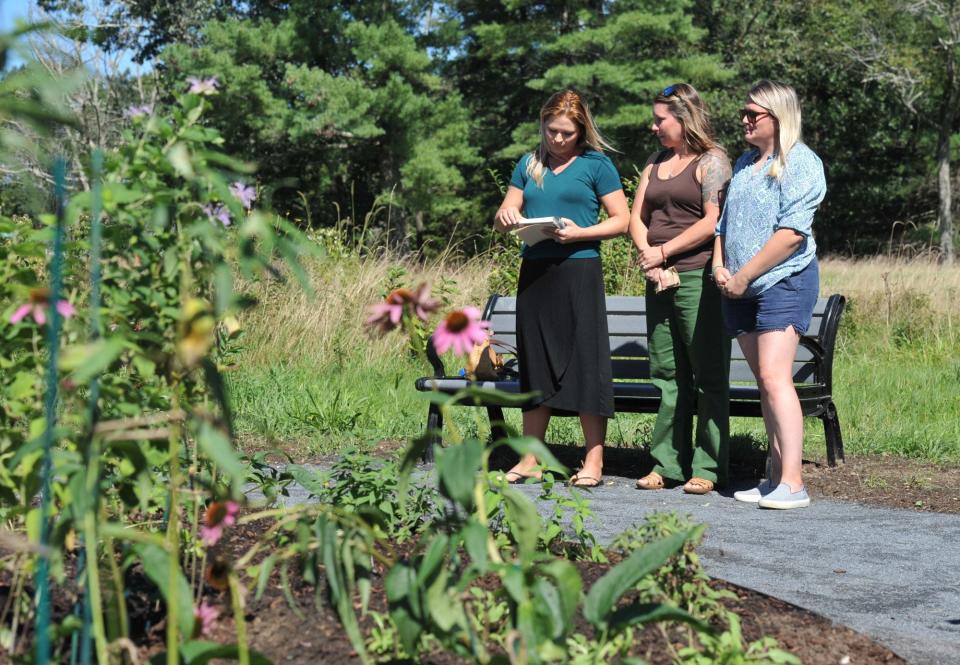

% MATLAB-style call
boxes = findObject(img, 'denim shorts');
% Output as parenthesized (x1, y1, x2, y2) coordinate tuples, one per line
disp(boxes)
(722, 258, 820, 337)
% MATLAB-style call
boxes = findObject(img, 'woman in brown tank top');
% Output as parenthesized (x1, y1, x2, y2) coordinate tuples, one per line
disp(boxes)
(628, 83, 732, 495)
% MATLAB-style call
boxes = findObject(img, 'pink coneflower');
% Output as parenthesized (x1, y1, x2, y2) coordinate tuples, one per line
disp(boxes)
(193, 601, 219, 638)
(199, 500, 240, 546)
(9, 288, 75, 325)
(364, 283, 440, 336)
(187, 76, 219, 95)
(432, 307, 489, 355)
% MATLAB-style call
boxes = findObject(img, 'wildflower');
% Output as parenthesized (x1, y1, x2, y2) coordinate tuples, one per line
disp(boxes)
(193, 601, 219, 638)
(177, 298, 216, 368)
(364, 283, 440, 336)
(205, 555, 231, 591)
(203, 203, 231, 227)
(199, 500, 240, 546)
(123, 104, 153, 119)
(187, 76, 219, 95)
(432, 307, 489, 355)
(9, 288, 75, 326)
(230, 182, 256, 209)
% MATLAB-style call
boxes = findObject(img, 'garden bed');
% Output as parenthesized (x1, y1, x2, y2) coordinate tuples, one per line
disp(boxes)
(137, 522, 905, 664)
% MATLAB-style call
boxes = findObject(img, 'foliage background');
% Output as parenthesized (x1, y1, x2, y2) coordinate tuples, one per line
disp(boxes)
(12, 0, 957, 258)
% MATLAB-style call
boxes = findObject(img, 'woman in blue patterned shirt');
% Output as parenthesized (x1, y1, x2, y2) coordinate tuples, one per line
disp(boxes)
(713, 80, 826, 510)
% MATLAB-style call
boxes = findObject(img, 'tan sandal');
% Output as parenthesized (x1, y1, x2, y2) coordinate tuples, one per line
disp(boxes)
(683, 477, 715, 495)
(636, 471, 665, 490)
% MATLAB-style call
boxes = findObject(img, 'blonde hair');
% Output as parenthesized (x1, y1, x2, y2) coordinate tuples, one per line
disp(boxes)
(526, 89, 615, 187)
(654, 83, 722, 156)
(747, 79, 802, 179)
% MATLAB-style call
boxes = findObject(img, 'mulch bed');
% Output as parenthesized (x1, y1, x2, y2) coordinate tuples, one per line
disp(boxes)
(154, 521, 906, 665)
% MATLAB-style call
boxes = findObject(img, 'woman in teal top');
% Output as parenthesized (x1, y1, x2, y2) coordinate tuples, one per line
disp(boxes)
(494, 89, 629, 487)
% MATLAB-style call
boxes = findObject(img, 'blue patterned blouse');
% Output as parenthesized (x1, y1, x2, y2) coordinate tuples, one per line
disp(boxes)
(716, 143, 826, 297)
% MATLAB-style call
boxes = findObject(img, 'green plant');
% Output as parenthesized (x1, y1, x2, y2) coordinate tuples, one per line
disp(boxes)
(537, 472, 607, 562)
(676, 614, 801, 665)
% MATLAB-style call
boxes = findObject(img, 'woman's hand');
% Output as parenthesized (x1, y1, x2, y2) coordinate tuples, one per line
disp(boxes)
(720, 271, 749, 298)
(637, 245, 665, 271)
(713, 266, 732, 288)
(551, 218, 581, 243)
(644, 267, 662, 283)
(494, 206, 522, 232)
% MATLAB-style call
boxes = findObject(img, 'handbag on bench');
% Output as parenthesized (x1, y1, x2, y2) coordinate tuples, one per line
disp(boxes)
(466, 338, 518, 381)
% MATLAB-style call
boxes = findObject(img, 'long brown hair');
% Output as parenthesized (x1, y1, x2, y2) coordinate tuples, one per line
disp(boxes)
(654, 83, 722, 155)
(526, 89, 615, 187)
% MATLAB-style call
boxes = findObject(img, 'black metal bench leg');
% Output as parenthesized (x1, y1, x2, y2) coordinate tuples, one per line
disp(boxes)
(487, 406, 507, 443)
(822, 400, 845, 466)
(423, 404, 443, 463)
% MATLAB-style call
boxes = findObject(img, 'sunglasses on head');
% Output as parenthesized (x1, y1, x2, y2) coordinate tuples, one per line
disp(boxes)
(661, 84, 681, 96)
(738, 108, 772, 123)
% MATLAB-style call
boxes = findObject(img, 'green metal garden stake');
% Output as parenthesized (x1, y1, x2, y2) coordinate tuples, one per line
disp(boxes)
(35, 157, 68, 665)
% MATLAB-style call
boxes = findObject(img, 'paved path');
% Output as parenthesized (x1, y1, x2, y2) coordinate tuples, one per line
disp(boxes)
(265, 466, 960, 665)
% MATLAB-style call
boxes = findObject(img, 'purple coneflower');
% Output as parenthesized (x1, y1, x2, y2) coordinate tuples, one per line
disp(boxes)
(230, 182, 256, 209)
(199, 500, 240, 546)
(187, 76, 219, 95)
(432, 307, 489, 355)
(9, 288, 75, 325)
(364, 283, 440, 336)
(193, 601, 219, 638)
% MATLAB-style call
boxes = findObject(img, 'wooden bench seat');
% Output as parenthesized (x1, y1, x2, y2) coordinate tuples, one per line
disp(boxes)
(415, 293, 846, 466)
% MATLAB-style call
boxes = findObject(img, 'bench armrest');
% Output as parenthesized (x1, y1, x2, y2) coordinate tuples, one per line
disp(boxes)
(797, 336, 825, 363)
(425, 334, 446, 378)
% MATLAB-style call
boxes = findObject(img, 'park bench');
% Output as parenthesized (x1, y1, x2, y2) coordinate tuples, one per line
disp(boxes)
(415, 293, 846, 467)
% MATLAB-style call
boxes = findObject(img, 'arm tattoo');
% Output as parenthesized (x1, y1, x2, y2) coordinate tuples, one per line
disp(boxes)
(701, 152, 732, 208)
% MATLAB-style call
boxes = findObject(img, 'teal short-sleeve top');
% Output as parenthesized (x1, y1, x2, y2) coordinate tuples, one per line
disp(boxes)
(509, 150, 623, 260)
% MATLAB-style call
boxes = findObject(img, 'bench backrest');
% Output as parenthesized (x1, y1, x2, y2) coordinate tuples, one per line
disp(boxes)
(483, 293, 845, 387)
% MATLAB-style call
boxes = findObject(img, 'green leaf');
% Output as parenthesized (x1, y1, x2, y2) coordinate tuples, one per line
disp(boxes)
(416, 533, 449, 586)
(287, 465, 330, 496)
(385, 563, 423, 655)
(168, 142, 194, 177)
(59, 338, 127, 384)
(436, 438, 482, 509)
(607, 602, 712, 634)
(502, 488, 541, 564)
(537, 559, 582, 632)
(461, 518, 490, 573)
(178, 640, 274, 665)
(7, 371, 35, 400)
(134, 543, 195, 638)
(196, 422, 246, 492)
(583, 529, 694, 629)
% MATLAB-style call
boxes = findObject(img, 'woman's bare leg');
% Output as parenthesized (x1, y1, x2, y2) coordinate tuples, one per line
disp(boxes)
(574, 413, 607, 483)
(755, 327, 804, 491)
(738, 333, 781, 485)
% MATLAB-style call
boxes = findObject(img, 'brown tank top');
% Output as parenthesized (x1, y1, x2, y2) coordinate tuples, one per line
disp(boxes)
(643, 150, 713, 272)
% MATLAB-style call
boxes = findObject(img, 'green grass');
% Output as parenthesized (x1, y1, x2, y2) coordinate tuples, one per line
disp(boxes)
(228, 253, 960, 465)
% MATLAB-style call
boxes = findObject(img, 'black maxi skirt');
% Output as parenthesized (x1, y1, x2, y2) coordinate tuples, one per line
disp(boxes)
(516, 256, 614, 418)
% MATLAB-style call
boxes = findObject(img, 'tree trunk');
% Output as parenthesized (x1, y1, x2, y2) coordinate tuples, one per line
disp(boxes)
(937, 42, 958, 265)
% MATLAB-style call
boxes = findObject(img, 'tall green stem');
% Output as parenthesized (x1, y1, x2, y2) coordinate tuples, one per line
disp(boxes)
(166, 386, 183, 665)
(229, 572, 250, 665)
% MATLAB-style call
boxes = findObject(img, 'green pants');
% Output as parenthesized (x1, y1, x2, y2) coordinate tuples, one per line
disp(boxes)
(646, 266, 730, 484)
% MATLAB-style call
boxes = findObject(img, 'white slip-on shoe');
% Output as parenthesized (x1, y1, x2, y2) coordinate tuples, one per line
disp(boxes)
(757, 482, 811, 510)
(733, 480, 773, 504)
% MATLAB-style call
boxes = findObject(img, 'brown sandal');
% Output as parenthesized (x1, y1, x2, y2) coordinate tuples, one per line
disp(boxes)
(683, 477, 715, 495)
(636, 471, 665, 490)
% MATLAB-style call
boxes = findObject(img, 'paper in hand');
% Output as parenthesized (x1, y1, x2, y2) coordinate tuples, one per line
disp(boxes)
(655, 266, 680, 293)
(512, 216, 569, 246)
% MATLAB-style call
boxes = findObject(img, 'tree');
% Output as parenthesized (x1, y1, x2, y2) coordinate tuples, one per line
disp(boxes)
(160, 0, 480, 253)
(832, 0, 959, 262)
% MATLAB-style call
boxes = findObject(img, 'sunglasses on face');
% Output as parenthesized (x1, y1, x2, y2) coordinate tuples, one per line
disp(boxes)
(738, 108, 772, 123)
